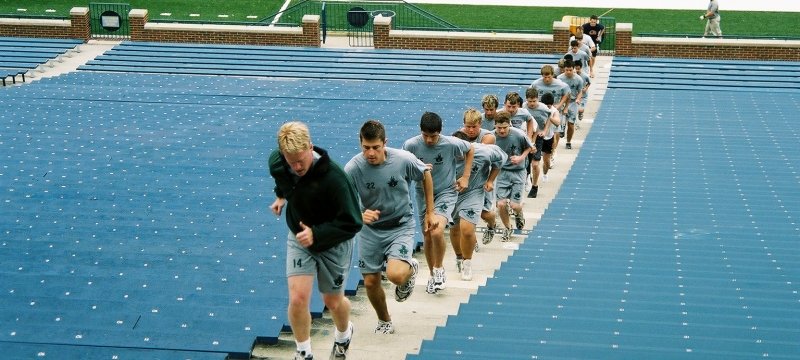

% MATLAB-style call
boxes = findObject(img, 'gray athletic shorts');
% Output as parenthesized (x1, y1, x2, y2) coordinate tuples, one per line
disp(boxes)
(286, 232, 354, 294)
(416, 188, 457, 227)
(496, 169, 526, 204)
(358, 220, 416, 274)
(483, 188, 494, 212)
(454, 187, 484, 225)
(564, 102, 579, 124)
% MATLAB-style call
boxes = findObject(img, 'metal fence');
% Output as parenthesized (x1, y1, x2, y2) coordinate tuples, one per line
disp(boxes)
(89, 2, 131, 39)
(265, 0, 459, 32)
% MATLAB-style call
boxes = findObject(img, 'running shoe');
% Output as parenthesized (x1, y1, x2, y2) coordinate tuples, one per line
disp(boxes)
(433, 267, 446, 291)
(374, 320, 395, 334)
(294, 350, 313, 360)
(514, 211, 525, 230)
(330, 322, 353, 359)
(426, 276, 437, 294)
(461, 259, 473, 281)
(501, 228, 514, 242)
(482, 227, 495, 245)
(394, 258, 418, 302)
(527, 185, 538, 198)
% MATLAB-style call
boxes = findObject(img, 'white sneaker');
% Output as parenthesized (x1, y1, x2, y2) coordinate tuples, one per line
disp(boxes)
(374, 320, 395, 334)
(461, 259, 473, 281)
(482, 227, 495, 245)
(425, 276, 437, 294)
(433, 267, 446, 291)
(395, 258, 418, 302)
(543, 174, 549, 182)
(501, 228, 514, 242)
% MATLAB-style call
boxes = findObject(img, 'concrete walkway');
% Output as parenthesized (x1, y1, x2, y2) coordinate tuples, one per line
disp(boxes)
(252, 40, 614, 360)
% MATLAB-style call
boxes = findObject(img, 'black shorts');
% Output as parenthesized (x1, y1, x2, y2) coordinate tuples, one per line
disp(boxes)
(531, 135, 543, 161)
(542, 137, 555, 154)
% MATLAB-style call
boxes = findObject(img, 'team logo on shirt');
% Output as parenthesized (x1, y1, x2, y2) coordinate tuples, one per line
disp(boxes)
(435, 154, 444, 164)
(388, 176, 399, 188)
(510, 144, 518, 155)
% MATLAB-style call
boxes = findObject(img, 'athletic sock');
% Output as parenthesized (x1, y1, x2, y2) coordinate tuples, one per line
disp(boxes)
(296, 339, 312, 354)
(335, 322, 352, 342)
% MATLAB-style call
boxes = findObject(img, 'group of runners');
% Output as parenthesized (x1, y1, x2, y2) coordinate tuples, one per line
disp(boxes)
(268, 16, 603, 360)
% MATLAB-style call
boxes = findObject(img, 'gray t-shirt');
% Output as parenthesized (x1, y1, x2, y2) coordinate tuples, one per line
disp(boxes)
(403, 134, 471, 194)
(508, 107, 534, 134)
(345, 147, 428, 228)
(480, 113, 495, 131)
(708, 1, 719, 18)
(564, 49, 591, 69)
(492, 127, 533, 171)
(578, 71, 591, 89)
(463, 128, 492, 143)
(557, 73, 586, 101)
(569, 34, 596, 50)
(530, 78, 569, 104)
(456, 143, 507, 192)
(525, 102, 552, 131)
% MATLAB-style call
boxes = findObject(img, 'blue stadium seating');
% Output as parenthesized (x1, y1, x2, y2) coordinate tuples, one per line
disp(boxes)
(0, 37, 83, 86)
(79, 41, 560, 86)
(1, 46, 537, 358)
(412, 57, 800, 359)
(609, 56, 800, 92)
(4, 41, 797, 360)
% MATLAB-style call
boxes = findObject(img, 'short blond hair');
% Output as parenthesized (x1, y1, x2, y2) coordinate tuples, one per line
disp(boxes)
(463, 108, 482, 126)
(277, 121, 311, 153)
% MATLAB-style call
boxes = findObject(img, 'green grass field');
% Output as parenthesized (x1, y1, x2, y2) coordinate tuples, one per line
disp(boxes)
(1, 0, 798, 37)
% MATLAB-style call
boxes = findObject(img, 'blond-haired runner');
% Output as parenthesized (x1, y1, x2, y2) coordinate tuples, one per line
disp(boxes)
(268, 121, 363, 360)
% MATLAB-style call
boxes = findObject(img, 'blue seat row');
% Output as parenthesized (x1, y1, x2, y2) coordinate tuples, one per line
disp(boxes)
(0, 37, 83, 86)
(608, 56, 799, 91)
(79, 41, 554, 86)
